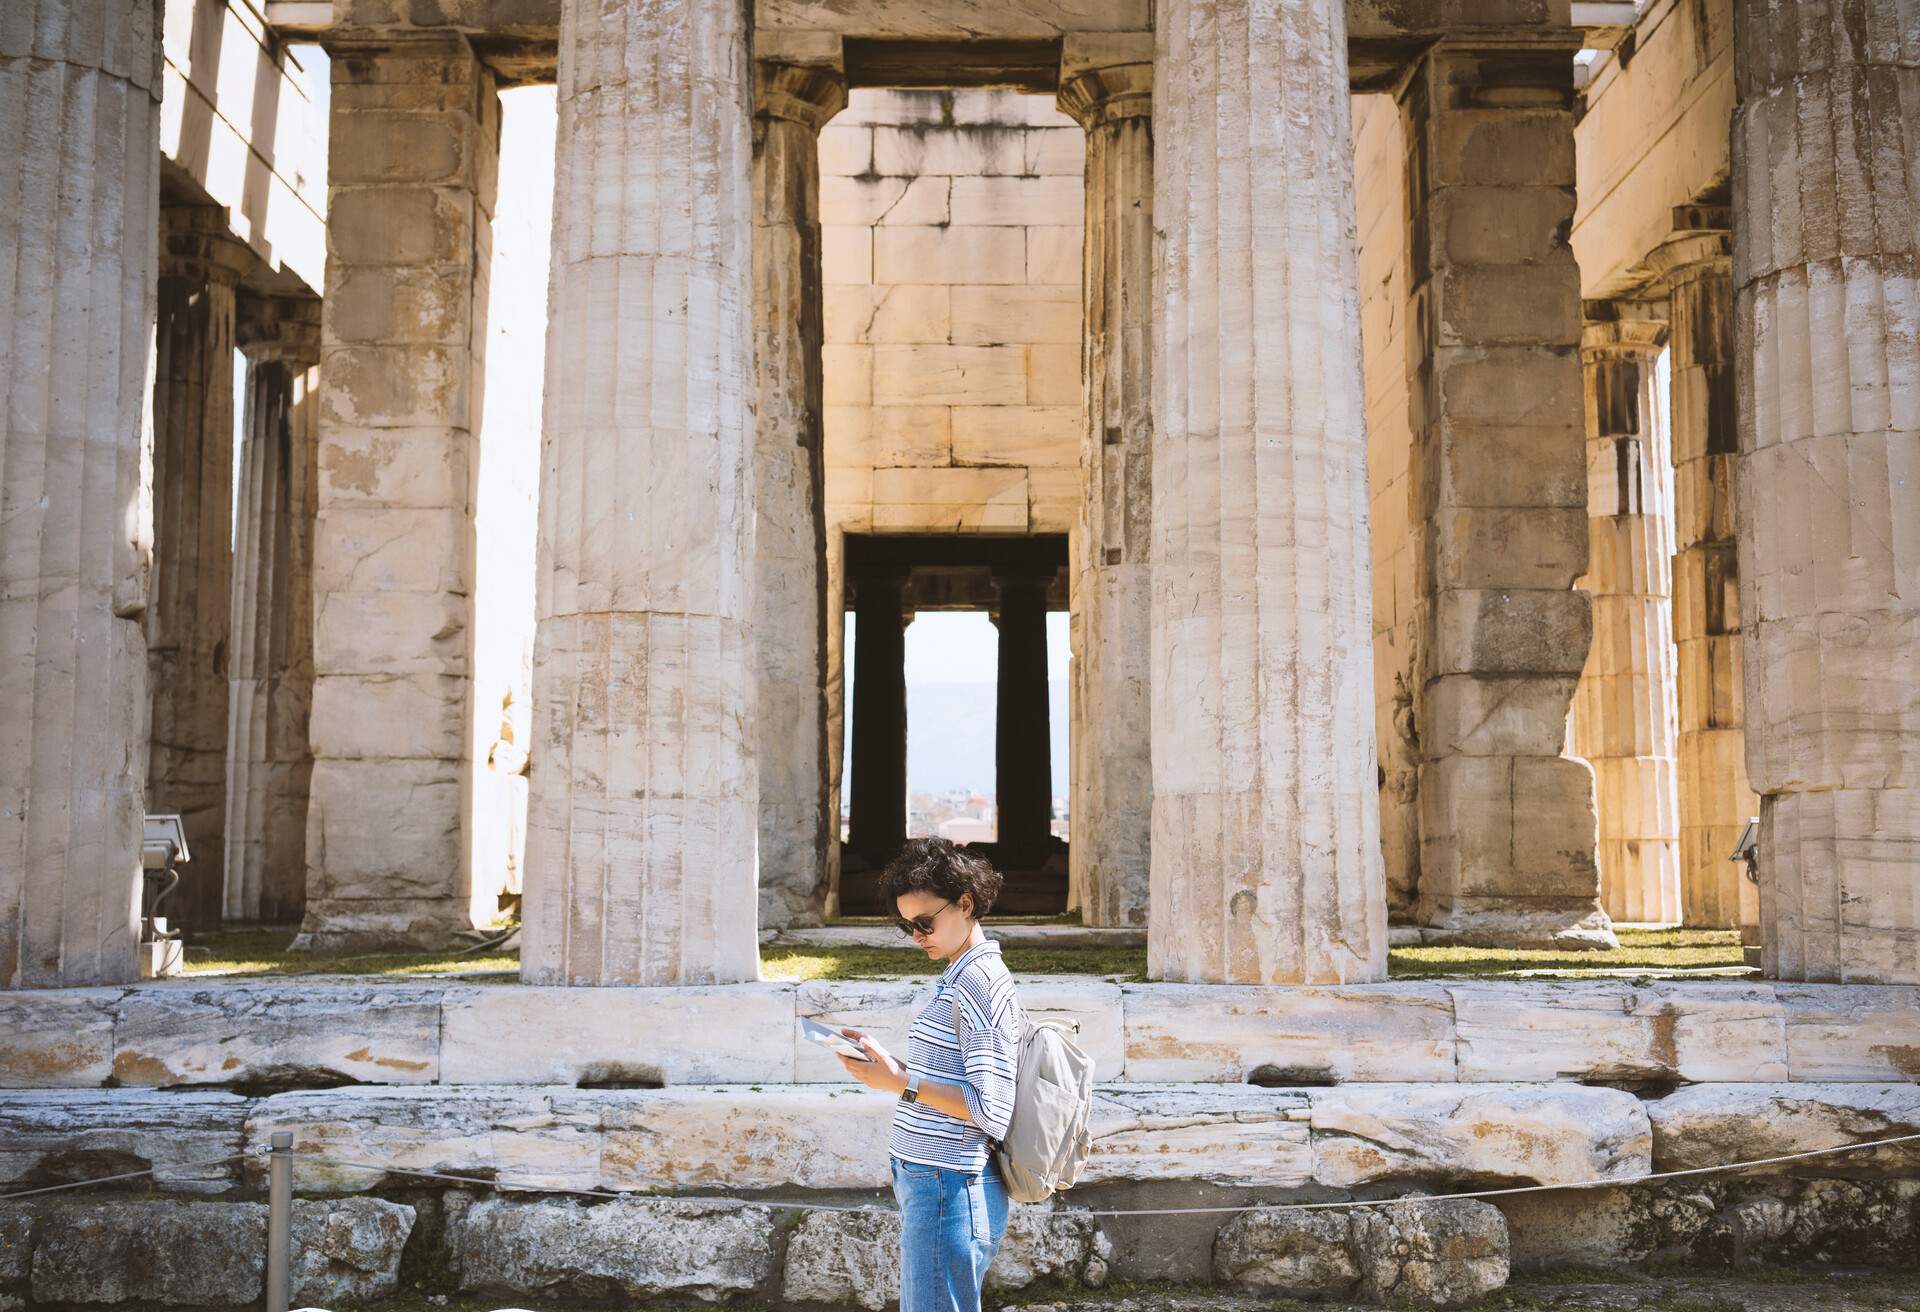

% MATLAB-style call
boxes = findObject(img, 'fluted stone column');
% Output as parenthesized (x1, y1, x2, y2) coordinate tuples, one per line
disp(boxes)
(148, 206, 253, 934)
(301, 38, 500, 951)
(1060, 41, 1152, 928)
(1734, 0, 1920, 984)
(225, 297, 321, 926)
(522, 0, 759, 985)
(753, 56, 845, 931)
(1646, 214, 1759, 931)
(1574, 309, 1682, 925)
(1149, 0, 1385, 984)
(0, 0, 161, 987)
(1399, 42, 1615, 949)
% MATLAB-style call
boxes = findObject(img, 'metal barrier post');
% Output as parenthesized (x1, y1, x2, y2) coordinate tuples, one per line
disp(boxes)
(267, 1131, 292, 1312)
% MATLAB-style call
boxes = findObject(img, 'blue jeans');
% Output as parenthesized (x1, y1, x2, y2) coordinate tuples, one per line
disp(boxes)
(891, 1156, 1009, 1312)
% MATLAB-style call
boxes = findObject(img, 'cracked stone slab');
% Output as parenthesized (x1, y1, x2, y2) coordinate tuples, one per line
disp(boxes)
(600, 1086, 894, 1190)
(1122, 983, 1456, 1083)
(0, 1090, 249, 1195)
(1307, 1085, 1651, 1188)
(1645, 1084, 1920, 1174)
(0, 989, 120, 1088)
(1087, 1085, 1313, 1186)
(1448, 981, 1790, 1083)
(246, 1087, 604, 1194)
(109, 985, 442, 1087)
(439, 983, 797, 1085)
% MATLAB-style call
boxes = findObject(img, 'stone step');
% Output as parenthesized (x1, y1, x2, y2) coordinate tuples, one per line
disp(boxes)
(4, 1081, 1917, 1203)
(763, 923, 1147, 949)
(3, 979, 1915, 1092)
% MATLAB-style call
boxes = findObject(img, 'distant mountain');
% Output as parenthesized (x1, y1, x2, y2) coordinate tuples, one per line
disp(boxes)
(845, 680, 1070, 800)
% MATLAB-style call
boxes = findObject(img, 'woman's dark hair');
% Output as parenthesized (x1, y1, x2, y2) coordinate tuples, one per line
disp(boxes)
(879, 837, 1004, 919)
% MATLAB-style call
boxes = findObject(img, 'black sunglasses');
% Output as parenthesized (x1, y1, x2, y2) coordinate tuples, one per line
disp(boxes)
(895, 899, 955, 938)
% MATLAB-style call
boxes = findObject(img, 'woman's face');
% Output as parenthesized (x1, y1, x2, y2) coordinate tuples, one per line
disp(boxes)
(896, 889, 973, 961)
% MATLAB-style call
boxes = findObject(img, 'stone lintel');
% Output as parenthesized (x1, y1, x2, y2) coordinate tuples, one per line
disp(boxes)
(755, 29, 845, 73)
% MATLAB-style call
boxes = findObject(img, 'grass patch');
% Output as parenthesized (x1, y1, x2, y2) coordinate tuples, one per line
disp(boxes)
(181, 925, 1745, 983)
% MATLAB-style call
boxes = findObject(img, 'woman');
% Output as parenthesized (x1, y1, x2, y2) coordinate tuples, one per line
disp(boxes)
(835, 836, 1024, 1312)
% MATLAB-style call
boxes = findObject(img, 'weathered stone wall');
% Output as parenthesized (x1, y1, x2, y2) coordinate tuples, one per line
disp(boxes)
(817, 88, 1087, 893)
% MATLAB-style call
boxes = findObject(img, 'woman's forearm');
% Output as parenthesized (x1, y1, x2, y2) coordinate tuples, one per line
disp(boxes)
(909, 1076, 975, 1125)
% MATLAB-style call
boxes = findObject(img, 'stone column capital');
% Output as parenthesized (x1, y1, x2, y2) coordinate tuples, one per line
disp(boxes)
(1645, 206, 1733, 284)
(1058, 60, 1152, 129)
(1580, 306, 1669, 362)
(237, 294, 323, 368)
(755, 61, 847, 131)
(160, 205, 255, 286)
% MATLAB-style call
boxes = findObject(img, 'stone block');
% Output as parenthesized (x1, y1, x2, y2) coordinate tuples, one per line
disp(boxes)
(1086, 1086, 1313, 1186)
(823, 224, 873, 283)
(875, 227, 1026, 285)
(1430, 588, 1591, 676)
(758, 0, 1151, 36)
(290, 1198, 417, 1305)
(824, 283, 951, 344)
(1434, 263, 1580, 347)
(1645, 1083, 1920, 1174)
(874, 125, 1025, 176)
(0, 1091, 248, 1195)
(1434, 349, 1582, 427)
(1434, 423, 1589, 509)
(325, 265, 473, 346)
(310, 593, 470, 675)
(1218, 1200, 1508, 1308)
(318, 343, 473, 429)
(817, 123, 871, 174)
(326, 187, 475, 265)
(1028, 464, 1079, 532)
(450, 1197, 776, 1300)
(951, 284, 1081, 345)
(318, 425, 473, 508)
(872, 344, 1028, 406)
(826, 404, 952, 467)
(1430, 110, 1574, 189)
(1420, 755, 1600, 907)
(1024, 127, 1086, 175)
(873, 467, 1029, 531)
(313, 506, 467, 593)
(1421, 675, 1585, 757)
(1433, 506, 1587, 591)
(308, 673, 467, 760)
(249, 1088, 603, 1195)
(794, 978, 1124, 1083)
(1448, 982, 1788, 1083)
(822, 342, 873, 403)
(440, 983, 796, 1085)
(951, 405, 1080, 466)
(784, 1203, 1109, 1308)
(951, 175, 1085, 227)
(1779, 985, 1920, 1080)
(1026, 343, 1083, 404)
(326, 110, 475, 186)
(28, 1202, 264, 1306)
(1308, 1085, 1649, 1188)
(599, 1087, 892, 1190)
(299, 759, 465, 892)
(1026, 225, 1082, 285)
(1430, 186, 1577, 266)
(1121, 983, 1456, 1083)
(0, 990, 116, 1088)
(110, 986, 441, 1087)
(821, 174, 951, 225)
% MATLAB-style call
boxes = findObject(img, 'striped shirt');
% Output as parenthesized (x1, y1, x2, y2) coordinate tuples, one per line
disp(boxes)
(889, 939, 1022, 1173)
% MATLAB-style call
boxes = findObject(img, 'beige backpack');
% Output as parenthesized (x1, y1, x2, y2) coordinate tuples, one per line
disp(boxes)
(954, 1003, 1096, 1202)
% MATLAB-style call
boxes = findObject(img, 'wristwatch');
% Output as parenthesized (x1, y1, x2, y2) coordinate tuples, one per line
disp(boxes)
(901, 1072, 923, 1105)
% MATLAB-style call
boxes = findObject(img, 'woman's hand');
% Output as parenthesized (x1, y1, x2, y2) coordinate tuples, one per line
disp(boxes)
(835, 1029, 907, 1095)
